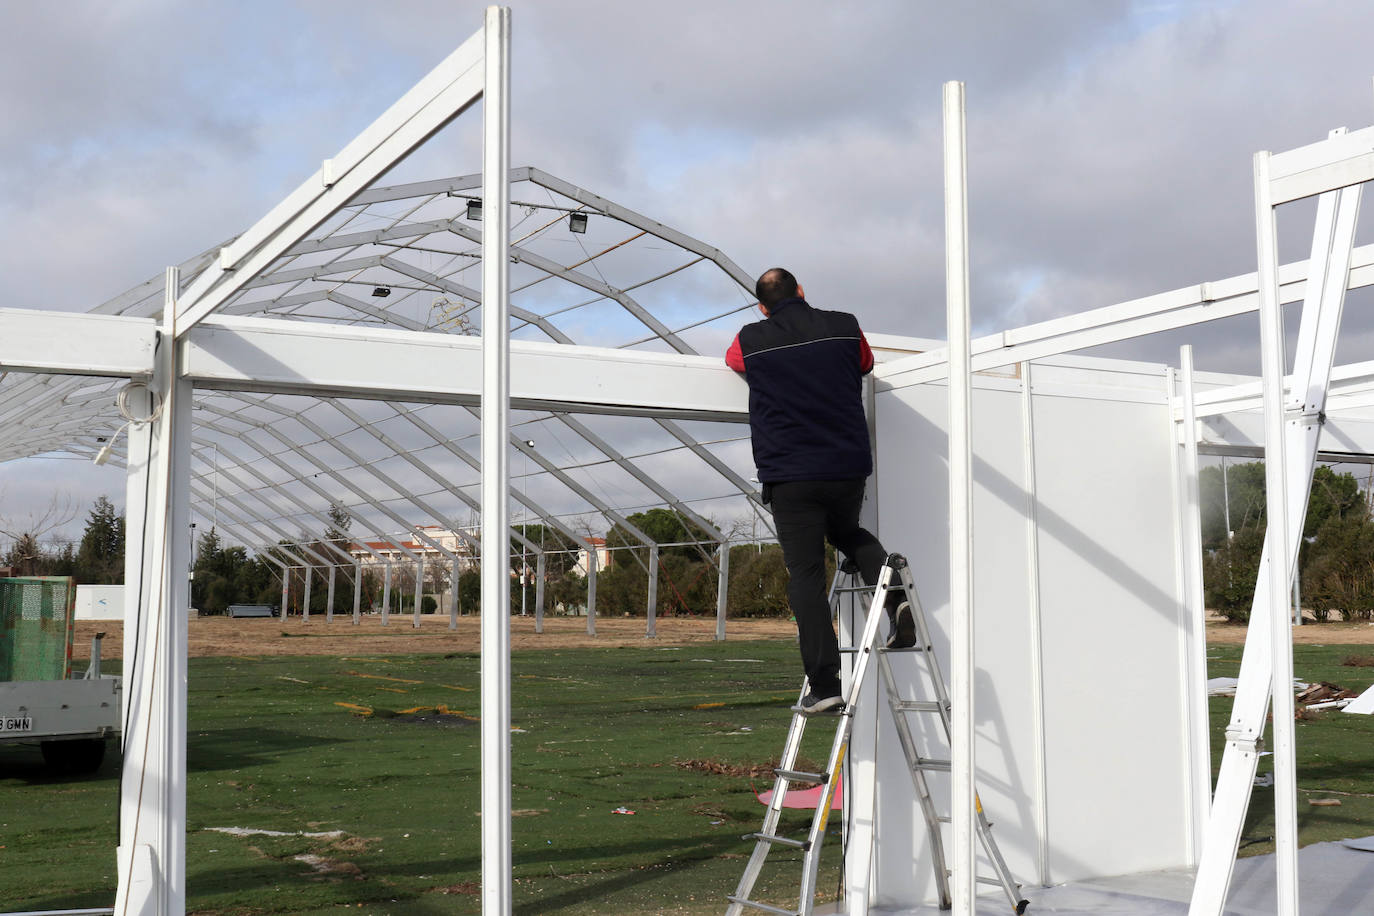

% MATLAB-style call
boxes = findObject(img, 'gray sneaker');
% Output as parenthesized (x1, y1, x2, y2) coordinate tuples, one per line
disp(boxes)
(794, 692, 845, 716)
(886, 601, 917, 649)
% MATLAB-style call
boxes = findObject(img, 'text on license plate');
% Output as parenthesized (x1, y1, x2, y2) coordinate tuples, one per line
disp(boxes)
(2, 716, 32, 732)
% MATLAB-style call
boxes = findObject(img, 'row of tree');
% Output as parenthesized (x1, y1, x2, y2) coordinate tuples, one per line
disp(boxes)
(3, 498, 806, 619)
(1, 495, 125, 582)
(1201, 462, 1374, 622)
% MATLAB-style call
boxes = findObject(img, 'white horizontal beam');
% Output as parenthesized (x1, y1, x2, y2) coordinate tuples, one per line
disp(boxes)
(1268, 124, 1374, 204)
(0, 308, 154, 376)
(183, 316, 749, 421)
(876, 242, 1374, 388)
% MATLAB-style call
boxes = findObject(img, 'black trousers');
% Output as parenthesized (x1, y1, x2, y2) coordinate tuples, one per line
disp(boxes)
(769, 478, 893, 697)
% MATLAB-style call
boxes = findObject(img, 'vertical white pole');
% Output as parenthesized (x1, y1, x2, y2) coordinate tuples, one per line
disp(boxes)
(645, 544, 659, 638)
(280, 569, 289, 620)
(479, 8, 512, 916)
(1019, 361, 1051, 886)
(451, 561, 460, 629)
(382, 563, 392, 626)
(414, 556, 424, 628)
(114, 265, 189, 916)
(326, 566, 336, 623)
(715, 542, 729, 641)
(943, 79, 976, 916)
(302, 565, 312, 622)
(352, 562, 363, 625)
(1179, 346, 1213, 860)
(586, 550, 598, 635)
(534, 552, 546, 633)
(1255, 150, 1300, 916)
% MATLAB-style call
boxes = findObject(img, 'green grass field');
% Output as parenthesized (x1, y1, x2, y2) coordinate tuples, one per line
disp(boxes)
(2, 639, 1372, 914)
(1, 640, 843, 915)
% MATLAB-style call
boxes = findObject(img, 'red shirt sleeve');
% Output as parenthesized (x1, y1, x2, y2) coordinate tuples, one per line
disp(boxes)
(859, 331, 874, 374)
(725, 333, 745, 372)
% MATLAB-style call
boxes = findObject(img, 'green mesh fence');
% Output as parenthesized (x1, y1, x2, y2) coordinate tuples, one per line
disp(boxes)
(0, 577, 76, 682)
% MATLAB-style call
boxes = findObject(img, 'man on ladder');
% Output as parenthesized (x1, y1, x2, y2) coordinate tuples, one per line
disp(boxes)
(726, 267, 914, 714)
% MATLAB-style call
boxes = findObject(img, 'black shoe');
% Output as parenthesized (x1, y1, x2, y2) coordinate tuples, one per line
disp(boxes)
(793, 692, 845, 716)
(886, 601, 917, 649)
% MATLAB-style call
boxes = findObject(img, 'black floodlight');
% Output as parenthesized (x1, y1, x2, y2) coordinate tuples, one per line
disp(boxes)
(466, 198, 483, 221)
(371, 286, 392, 298)
(568, 211, 588, 234)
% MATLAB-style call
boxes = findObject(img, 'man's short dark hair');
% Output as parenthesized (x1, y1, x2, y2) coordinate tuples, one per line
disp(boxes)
(755, 268, 799, 307)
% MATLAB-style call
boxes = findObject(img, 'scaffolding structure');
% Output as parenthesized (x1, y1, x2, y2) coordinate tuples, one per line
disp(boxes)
(0, 9, 1371, 916)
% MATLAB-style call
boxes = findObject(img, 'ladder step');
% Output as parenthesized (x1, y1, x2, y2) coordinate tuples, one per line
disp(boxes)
(894, 700, 946, 713)
(773, 768, 826, 784)
(878, 644, 929, 653)
(725, 896, 800, 916)
(749, 832, 809, 850)
(915, 759, 951, 772)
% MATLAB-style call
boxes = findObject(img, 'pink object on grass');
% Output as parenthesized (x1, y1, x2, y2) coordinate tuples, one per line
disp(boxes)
(756, 774, 842, 810)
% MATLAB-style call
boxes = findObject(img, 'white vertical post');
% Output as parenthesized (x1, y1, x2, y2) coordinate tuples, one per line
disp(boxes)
(1254, 150, 1300, 916)
(381, 563, 392, 626)
(479, 8, 512, 916)
(645, 544, 659, 638)
(1178, 346, 1213, 860)
(302, 565, 312, 621)
(715, 542, 729, 641)
(326, 566, 336, 623)
(1019, 361, 1051, 886)
(534, 552, 545, 633)
(586, 550, 597, 635)
(414, 556, 425, 628)
(943, 79, 976, 916)
(450, 561, 460, 629)
(280, 568, 290, 619)
(352, 562, 363, 625)
(114, 265, 190, 916)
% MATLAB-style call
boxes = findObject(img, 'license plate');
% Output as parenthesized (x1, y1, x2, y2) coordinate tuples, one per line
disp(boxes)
(1, 716, 32, 732)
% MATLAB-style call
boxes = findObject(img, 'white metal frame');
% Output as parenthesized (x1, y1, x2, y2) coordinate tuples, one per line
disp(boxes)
(4, 26, 1374, 916)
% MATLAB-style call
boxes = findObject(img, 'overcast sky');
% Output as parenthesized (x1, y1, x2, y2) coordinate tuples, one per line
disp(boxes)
(4, 0, 1374, 541)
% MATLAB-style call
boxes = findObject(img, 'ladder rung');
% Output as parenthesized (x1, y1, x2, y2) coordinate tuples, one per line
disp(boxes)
(937, 815, 951, 823)
(879, 644, 929, 653)
(976, 875, 1007, 887)
(725, 895, 800, 916)
(749, 832, 809, 850)
(832, 585, 873, 593)
(895, 700, 946, 713)
(774, 767, 826, 784)
(915, 759, 951, 772)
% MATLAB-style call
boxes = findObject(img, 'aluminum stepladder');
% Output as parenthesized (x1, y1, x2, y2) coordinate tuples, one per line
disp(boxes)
(726, 554, 1027, 916)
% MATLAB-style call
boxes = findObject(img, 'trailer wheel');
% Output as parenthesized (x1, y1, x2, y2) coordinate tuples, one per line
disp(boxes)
(40, 738, 107, 775)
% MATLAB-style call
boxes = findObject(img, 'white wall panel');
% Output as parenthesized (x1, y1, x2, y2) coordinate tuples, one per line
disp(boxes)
(865, 358, 1188, 907)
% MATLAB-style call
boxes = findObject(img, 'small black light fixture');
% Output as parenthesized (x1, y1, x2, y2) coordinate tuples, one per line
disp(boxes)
(371, 286, 392, 298)
(466, 198, 483, 221)
(568, 212, 588, 234)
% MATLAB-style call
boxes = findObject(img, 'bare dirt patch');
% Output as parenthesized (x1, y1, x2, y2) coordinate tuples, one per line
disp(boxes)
(1207, 617, 1374, 646)
(74, 614, 797, 660)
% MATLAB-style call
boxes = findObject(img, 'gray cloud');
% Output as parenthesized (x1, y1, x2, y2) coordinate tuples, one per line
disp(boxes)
(5, 0, 1374, 539)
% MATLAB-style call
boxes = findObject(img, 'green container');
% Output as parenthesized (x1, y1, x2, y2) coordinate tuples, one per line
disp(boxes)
(0, 577, 76, 682)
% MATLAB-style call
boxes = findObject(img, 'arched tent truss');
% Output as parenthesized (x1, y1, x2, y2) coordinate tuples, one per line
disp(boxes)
(8, 13, 1373, 916)
(0, 149, 781, 636)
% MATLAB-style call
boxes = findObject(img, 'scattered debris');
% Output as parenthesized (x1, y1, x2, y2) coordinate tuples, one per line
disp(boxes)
(674, 758, 781, 779)
(1308, 798, 1342, 807)
(1208, 677, 1239, 696)
(1342, 655, 1374, 668)
(206, 827, 345, 839)
(1254, 774, 1274, 788)
(1296, 682, 1358, 706)
(611, 807, 636, 815)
